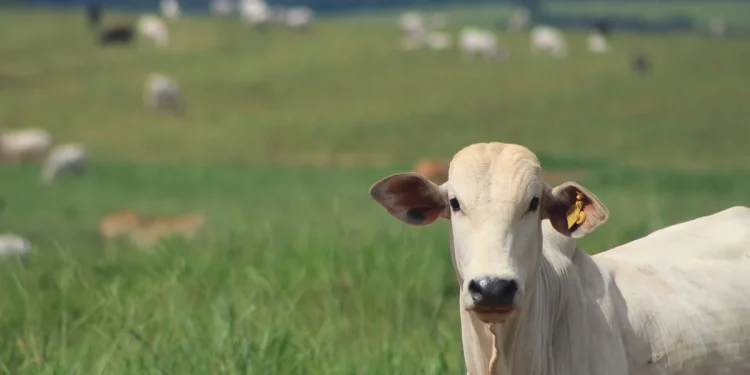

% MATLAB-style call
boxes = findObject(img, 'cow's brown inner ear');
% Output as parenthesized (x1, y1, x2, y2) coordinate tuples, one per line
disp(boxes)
(406, 207, 429, 223)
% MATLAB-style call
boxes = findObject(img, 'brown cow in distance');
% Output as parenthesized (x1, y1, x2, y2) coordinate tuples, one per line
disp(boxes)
(414, 158, 450, 184)
(99, 210, 207, 247)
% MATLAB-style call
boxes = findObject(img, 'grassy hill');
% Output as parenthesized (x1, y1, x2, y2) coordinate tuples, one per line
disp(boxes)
(0, 6, 749, 374)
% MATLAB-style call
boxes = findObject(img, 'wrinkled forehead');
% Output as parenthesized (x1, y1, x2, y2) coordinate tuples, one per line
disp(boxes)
(448, 143, 542, 203)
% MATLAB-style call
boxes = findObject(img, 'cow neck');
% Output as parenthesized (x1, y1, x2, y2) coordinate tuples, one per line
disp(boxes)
(491, 227, 580, 375)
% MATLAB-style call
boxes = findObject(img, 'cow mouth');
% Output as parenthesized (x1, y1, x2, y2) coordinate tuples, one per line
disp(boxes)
(466, 306, 516, 324)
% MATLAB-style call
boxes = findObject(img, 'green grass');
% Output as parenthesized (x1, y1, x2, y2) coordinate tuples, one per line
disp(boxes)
(0, 6, 749, 374)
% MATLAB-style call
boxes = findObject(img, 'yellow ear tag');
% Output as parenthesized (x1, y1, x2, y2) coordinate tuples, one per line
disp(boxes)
(565, 192, 586, 230)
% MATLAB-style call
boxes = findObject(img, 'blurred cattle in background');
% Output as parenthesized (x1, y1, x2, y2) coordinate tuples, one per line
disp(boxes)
(240, 0, 272, 31)
(160, 0, 181, 20)
(398, 11, 427, 50)
(41, 143, 88, 183)
(0, 233, 31, 261)
(593, 19, 613, 37)
(99, 211, 145, 242)
(460, 27, 508, 62)
(587, 32, 610, 53)
(99, 210, 208, 248)
(398, 11, 452, 52)
(283, 6, 315, 31)
(531, 25, 568, 58)
(99, 23, 134, 45)
(138, 14, 169, 47)
(144, 73, 183, 114)
(633, 51, 651, 75)
(0, 128, 52, 164)
(414, 158, 449, 184)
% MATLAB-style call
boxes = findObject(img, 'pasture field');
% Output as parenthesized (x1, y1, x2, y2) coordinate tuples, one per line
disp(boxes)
(1, 6, 750, 374)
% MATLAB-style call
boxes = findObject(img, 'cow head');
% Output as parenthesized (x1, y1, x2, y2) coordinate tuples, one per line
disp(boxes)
(369, 143, 609, 324)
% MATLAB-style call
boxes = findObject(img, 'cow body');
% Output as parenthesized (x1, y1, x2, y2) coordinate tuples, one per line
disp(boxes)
(0, 128, 51, 163)
(369, 142, 750, 375)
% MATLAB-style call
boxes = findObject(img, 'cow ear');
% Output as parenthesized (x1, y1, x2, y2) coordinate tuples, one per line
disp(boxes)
(369, 172, 448, 226)
(543, 182, 609, 238)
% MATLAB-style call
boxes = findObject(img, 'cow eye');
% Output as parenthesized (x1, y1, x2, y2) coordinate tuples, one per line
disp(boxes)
(449, 198, 461, 212)
(527, 197, 540, 212)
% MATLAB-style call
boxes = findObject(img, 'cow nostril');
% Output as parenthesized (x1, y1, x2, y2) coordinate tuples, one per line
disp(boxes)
(485, 279, 518, 306)
(506, 280, 518, 295)
(468, 279, 483, 302)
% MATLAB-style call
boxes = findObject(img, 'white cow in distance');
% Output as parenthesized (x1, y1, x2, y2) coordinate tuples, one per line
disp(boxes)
(239, 0, 272, 29)
(398, 11, 425, 36)
(41, 143, 88, 183)
(531, 25, 567, 58)
(398, 11, 452, 52)
(459, 27, 507, 62)
(284, 6, 314, 30)
(586, 32, 610, 53)
(144, 73, 183, 114)
(137, 14, 169, 47)
(160, 0, 181, 20)
(369, 141, 750, 375)
(0, 128, 51, 163)
(0, 234, 31, 259)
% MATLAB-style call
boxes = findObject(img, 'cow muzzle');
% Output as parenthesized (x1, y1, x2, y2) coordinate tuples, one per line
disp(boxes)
(465, 276, 518, 323)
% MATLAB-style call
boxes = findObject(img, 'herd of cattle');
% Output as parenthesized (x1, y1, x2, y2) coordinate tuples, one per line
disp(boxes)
(0, 126, 208, 254)
(93, 0, 314, 47)
(397, 8, 608, 61)
(371, 142, 750, 375)
(90, 0, 657, 73)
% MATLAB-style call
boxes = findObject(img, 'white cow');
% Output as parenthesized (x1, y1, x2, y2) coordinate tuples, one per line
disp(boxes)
(398, 11, 450, 52)
(284, 6, 314, 30)
(41, 143, 88, 183)
(0, 128, 51, 163)
(370, 142, 750, 375)
(160, 0, 181, 20)
(531, 25, 567, 58)
(0, 234, 31, 259)
(144, 73, 183, 114)
(399, 11, 426, 37)
(137, 14, 169, 47)
(459, 27, 507, 62)
(239, 0, 272, 30)
(586, 32, 609, 53)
